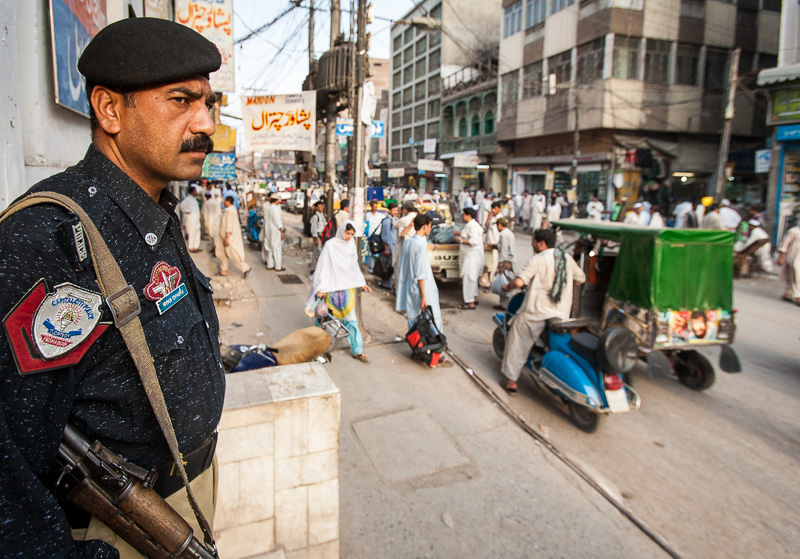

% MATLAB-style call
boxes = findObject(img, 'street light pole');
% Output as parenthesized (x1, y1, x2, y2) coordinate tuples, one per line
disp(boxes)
(714, 48, 741, 201)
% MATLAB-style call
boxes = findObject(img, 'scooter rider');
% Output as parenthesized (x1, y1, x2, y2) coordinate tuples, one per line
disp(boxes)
(500, 229, 586, 395)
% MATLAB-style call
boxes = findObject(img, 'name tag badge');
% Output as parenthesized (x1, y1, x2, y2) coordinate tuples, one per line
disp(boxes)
(144, 261, 188, 315)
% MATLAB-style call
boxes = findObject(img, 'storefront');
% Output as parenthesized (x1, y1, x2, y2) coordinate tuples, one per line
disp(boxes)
(774, 124, 800, 240)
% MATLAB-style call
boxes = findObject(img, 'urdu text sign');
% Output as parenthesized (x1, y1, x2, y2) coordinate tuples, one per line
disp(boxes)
(176, 0, 235, 92)
(242, 93, 317, 152)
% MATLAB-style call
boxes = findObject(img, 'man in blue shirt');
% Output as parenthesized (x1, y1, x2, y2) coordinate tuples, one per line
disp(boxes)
(378, 203, 398, 289)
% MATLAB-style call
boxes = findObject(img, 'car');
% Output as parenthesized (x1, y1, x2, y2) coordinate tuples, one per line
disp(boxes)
(287, 191, 320, 214)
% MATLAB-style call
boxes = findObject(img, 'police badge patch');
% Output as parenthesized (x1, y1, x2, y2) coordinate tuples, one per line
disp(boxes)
(3, 280, 110, 375)
(144, 261, 188, 315)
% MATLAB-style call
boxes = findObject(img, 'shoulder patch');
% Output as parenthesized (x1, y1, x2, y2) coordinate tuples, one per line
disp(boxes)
(3, 280, 110, 375)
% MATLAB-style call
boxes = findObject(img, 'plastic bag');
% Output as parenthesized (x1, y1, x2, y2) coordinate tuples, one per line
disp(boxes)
(490, 272, 509, 296)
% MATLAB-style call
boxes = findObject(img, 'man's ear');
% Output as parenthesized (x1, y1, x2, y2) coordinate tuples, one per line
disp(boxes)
(91, 86, 124, 135)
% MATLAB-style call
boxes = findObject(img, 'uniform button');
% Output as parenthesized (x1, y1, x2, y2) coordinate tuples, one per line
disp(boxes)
(88, 186, 97, 197)
(145, 233, 158, 246)
(177, 335, 184, 345)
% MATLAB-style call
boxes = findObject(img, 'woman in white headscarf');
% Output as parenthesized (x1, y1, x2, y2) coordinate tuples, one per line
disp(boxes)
(305, 221, 373, 362)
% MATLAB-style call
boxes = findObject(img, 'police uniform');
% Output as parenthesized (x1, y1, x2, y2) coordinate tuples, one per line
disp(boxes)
(0, 17, 224, 558)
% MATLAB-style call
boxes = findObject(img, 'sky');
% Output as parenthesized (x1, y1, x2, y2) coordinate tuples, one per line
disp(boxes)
(221, 0, 415, 133)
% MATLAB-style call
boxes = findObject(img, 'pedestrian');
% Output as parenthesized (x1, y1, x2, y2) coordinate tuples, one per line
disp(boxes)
(310, 200, 326, 269)
(335, 198, 350, 229)
(499, 229, 586, 394)
(218, 195, 251, 278)
(532, 189, 546, 230)
(701, 203, 725, 230)
(513, 191, 524, 224)
(734, 219, 773, 275)
(454, 207, 484, 310)
(520, 191, 533, 230)
(262, 195, 285, 271)
(393, 201, 418, 280)
(475, 186, 485, 207)
(180, 185, 202, 252)
(306, 221, 372, 362)
(222, 182, 240, 209)
(479, 191, 493, 226)
(493, 217, 516, 310)
(546, 194, 561, 227)
(365, 199, 384, 273)
(586, 193, 604, 221)
(202, 189, 221, 253)
(502, 194, 516, 226)
(648, 204, 666, 228)
(379, 203, 399, 289)
(0, 17, 225, 557)
(396, 213, 453, 368)
(624, 202, 645, 225)
(485, 201, 503, 288)
(778, 222, 800, 304)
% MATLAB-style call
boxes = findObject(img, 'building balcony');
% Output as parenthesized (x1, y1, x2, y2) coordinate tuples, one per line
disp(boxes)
(440, 134, 498, 155)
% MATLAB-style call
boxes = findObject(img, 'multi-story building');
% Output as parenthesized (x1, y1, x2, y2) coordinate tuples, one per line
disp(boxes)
(389, 0, 501, 191)
(497, 0, 780, 209)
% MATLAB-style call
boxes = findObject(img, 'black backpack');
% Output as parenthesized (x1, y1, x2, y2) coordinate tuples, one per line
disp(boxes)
(320, 211, 339, 245)
(368, 218, 386, 254)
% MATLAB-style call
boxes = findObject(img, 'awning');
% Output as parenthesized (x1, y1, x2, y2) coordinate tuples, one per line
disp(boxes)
(757, 63, 800, 86)
(612, 134, 680, 158)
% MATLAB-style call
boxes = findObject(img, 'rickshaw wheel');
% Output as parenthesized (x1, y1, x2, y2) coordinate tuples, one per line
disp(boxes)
(492, 327, 505, 359)
(674, 350, 716, 391)
(568, 402, 603, 433)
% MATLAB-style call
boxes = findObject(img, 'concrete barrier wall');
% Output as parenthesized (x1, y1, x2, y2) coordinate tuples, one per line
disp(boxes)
(214, 363, 340, 559)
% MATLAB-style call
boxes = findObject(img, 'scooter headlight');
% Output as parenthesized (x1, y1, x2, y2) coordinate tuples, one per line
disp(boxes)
(598, 327, 639, 374)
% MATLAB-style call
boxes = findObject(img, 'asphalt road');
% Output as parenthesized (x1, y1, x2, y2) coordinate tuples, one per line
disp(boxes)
(428, 228, 800, 559)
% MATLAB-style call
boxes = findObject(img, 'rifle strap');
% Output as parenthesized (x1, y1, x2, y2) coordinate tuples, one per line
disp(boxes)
(0, 192, 217, 552)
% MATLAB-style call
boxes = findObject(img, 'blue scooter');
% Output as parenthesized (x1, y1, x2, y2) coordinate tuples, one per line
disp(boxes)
(492, 292, 641, 432)
(246, 209, 263, 249)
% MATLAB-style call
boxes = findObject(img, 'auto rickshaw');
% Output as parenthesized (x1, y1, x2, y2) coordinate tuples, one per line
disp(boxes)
(553, 219, 742, 390)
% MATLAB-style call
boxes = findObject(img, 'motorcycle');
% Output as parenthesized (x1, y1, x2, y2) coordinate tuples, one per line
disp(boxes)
(246, 209, 263, 249)
(492, 292, 641, 433)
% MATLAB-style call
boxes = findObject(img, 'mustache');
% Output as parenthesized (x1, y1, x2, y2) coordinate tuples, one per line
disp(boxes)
(180, 135, 214, 154)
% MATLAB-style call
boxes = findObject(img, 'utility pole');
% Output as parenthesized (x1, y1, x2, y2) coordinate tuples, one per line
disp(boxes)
(353, 0, 368, 329)
(571, 87, 580, 188)
(323, 0, 340, 218)
(714, 47, 741, 201)
(300, 0, 316, 233)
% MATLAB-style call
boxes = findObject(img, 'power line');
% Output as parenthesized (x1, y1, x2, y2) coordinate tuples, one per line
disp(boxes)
(235, 3, 298, 44)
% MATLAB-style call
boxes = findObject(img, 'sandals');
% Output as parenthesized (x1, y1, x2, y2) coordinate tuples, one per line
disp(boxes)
(353, 353, 370, 363)
(502, 379, 518, 396)
(434, 358, 454, 368)
(457, 304, 477, 310)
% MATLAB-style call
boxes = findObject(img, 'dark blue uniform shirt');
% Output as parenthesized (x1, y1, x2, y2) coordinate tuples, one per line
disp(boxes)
(0, 145, 225, 558)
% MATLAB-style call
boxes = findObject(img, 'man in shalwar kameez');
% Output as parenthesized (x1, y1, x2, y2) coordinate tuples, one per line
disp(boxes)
(778, 223, 800, 304)
(217, 195, 251, 277)
(262, 195, 285, 271)
(396, 214, 453, 368)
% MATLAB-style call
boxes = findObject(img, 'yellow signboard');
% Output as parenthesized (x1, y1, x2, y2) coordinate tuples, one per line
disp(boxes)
(212, 124, 236, 153)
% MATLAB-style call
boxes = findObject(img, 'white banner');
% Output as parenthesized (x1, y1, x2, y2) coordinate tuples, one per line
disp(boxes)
(417, 159, 444, 173)
(242, 92, 317, 152)
(388, 168, 405, 178)
(423, 138, 437, 154)
(176, 0, 235, 92)
(755, 149, 771, 174)
(453, 153, 480, 168)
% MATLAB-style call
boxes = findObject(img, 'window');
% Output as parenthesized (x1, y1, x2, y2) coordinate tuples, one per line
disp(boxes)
(680, 0, 704, 19)
(471, 114, 481, 136)
(548, 50, 572, 89)
(402, 147, 412, 161)
(392, 148, 401, 162)
(613, 36, 640, 80)
(393, 91, 401, 107)
(428, 99, 440, 118)
(393, 53, 402, 68)
(427, 121, 439, 138)
(392, 112, 401, 127)
(485, 111, 495, 134)
(551, 0, 574, 14)
(527, 0, 547, 27)
(430, 31, 441, 47)
(416, 58, 427, 79)
(393, 71, 402, 89)
(458, 117, 467, 137)
(414, 125, 425, 142)
(428, 76, 441, 96)
(403, 109, 413, 125)
(577, 39, 604, 85)
(392, 130, 401, 145)
(404, 66, 414, 85)
(502, 71, 519, 104)
(523, 61, 544, 97)
(404, 46, 413, 64)
(644, 39, 670, 85)
(704, 48, 728, 91)
(416, 37, 427, 57)
(393, 35, 402, 51)
(431, 3, 442, 19)
(675, 44, 700, 85)
(414, 104, 426, 121)
(763, 0, 780, 11)
(415, 82, 426, 101)
(402, 128, 412, 144)
(504, 2, 523, 38)
(429, 49, 441, 71)
(404, 27, 414, 43)
(403, 87, 412, 105)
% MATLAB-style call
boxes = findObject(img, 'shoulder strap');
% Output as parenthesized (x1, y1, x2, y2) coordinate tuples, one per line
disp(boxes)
(0, 192, 217, 553)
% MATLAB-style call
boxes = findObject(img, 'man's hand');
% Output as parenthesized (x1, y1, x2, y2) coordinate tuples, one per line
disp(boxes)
(384, 247, 390, 255)
(420, 297, 427, 311)
(361, 285, 373, 293)
(224, 233, 231, 247)
(281, 230, 285, 241)
(778, 253, 786, 266)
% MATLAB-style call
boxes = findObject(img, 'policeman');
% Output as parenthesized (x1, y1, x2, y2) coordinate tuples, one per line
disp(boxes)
(0, 18, 225, 558)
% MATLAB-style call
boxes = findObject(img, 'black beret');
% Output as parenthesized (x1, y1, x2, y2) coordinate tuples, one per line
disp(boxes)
(78, 17, 221, 89)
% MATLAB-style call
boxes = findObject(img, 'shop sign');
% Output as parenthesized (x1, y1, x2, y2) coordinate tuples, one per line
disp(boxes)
(211, 124, 237, 153)
(776, 124, 800, 142)
(202, 152, 236, 181)
(417, 159, 444, 173)
(755, 149, 771, 174)
(453, 154, 481, 168)
(769, 87, 800, 125)
(49, 0, 107, 117)
(335, 118, 386, 137)
(388, 168, 405, 178)
(176, 0, 235, 92)
(423, 138, 437, 153)
(242, 92, 316, 151)
(544, 170, 555, 191)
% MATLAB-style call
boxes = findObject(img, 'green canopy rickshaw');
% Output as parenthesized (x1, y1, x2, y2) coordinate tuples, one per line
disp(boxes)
(553, 219, 742, 390)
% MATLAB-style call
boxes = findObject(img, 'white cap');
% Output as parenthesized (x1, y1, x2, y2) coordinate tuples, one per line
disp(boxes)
(748, 218, 761, 226)
(633, 202, 643, 209)
(721, 198, 731, 206)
